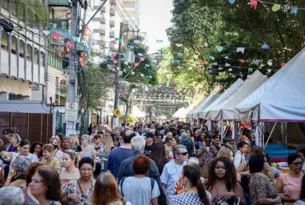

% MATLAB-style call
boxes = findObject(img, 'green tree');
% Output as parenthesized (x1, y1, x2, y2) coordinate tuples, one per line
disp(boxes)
(118, 36, 158, 120)
(160, 0, 305, 97)
(77, 63, 113, 135)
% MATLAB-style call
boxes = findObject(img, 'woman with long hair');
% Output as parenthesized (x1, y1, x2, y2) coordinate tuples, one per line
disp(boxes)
(92, 172, 131, 205)
(80, 135, 96, 160)
(207, 157, 246, 205)
(149, 143, 168, 174)
(100, 134, 114, 172)
(30, 142, 43, 161)
(60, 150, 80, 186)
(49, 136, 64, 162)
(171, 164, 211, 205)
(249, 155, 281, 205)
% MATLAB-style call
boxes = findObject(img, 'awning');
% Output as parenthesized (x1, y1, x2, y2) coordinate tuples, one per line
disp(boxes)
(0, 100, 50, 113)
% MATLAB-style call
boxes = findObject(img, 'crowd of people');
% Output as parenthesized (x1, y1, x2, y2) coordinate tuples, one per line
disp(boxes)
(0, 121, 305, 205)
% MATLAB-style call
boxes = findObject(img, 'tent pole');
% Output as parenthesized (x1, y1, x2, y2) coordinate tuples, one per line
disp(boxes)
(285, 122, 288, 149)
(220, 120, 224, 143)
(264, 122, 277, 148)
(233, 121, 238, 151)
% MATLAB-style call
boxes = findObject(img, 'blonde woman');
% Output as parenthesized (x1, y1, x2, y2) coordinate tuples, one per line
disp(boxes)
(49, 136, 63, 162)
(69, 134, 82, 152)
(217, 146, 234, 161)
(100, 134, 114, 172)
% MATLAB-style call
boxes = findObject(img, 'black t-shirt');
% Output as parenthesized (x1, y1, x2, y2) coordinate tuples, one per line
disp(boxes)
(144, 143, 153, 156)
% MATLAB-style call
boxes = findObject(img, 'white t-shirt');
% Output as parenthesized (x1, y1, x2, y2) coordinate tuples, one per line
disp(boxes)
(119, 177, 160, 205)
(160, 160, 183, 200)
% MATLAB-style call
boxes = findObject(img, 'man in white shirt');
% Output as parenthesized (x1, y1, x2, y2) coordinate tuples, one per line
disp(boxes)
(160, 144, 189, 201)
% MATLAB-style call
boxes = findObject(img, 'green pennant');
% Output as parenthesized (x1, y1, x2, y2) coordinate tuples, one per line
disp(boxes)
(115, 38, 122, 42)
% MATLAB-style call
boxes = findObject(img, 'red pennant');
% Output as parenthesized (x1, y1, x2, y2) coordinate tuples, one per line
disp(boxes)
(281, 62, 286, 67)
(250, 0, 258, 9)
(239, 59, 245, 63)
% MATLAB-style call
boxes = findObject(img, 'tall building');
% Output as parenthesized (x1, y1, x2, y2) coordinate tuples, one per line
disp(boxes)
(0, 0, 48, 103)
(118, 0, 140, 29)
(88, 0, 117, 52)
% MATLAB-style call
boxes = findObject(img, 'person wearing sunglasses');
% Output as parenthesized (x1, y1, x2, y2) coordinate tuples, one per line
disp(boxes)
(161, 145, 189, 202)
(1, 128, 13, 151)
(275, 154, 304, 205)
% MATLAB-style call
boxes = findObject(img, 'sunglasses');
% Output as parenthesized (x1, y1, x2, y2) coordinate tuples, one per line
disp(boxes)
(179, 152, 188, 156)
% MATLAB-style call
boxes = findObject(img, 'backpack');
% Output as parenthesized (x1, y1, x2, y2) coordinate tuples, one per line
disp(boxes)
(120, 177, 155, 197)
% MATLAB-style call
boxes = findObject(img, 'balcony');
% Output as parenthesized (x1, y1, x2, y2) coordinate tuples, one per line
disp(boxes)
(48, 19, 69, 32)
(110, 8, 115, 16)
(109, 31, 115, 38)
(93, 29, 105, 35)
(93, 17, 106, 24)
(48, 0, 70, 7)
(110, 20, 115, 27)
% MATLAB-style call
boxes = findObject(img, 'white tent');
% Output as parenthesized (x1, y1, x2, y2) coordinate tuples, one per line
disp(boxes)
(203, 78, 244, 120)
(195, 93, 221, 118)
(132, 106, 146, 118)
(235, 48, 305, 122)
(173, 107, 187, 118)
(206, 70, 267, 121)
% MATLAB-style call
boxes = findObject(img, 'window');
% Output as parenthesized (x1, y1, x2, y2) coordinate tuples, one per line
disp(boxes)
(34, 48, 39, 64)
(11, 36, 17, 54)
(1, 30, 8, 50)
(27, 44, 32, 61)
(19, 40, 25, 58)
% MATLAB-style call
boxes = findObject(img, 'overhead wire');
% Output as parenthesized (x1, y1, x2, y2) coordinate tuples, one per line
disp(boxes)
(115, 0, 139, 30)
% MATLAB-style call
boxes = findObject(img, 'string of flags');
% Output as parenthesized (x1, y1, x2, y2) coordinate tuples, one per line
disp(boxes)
(228, 0, 304, 15)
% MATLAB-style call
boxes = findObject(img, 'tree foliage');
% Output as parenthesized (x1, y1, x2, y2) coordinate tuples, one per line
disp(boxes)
(160, 0, 305, 96)
(78, 63, 113, 134)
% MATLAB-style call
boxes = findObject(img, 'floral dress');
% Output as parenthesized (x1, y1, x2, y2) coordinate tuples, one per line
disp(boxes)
(62, 179, 95, 205)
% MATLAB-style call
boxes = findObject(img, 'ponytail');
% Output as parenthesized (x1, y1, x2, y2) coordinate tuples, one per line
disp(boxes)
(197, 178, 210, 205)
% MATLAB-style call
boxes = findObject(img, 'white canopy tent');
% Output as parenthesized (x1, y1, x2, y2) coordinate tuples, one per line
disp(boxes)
(196, 93, 221, 118)
(203, 78, 244, 119)
(132, 106, 146, 118)
(206, 70, 267, 121)
(172, 107, 188, 118)
(235, 48, 305, 123)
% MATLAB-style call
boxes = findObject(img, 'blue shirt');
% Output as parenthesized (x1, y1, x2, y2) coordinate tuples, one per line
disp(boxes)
(107, 147, 133, 179)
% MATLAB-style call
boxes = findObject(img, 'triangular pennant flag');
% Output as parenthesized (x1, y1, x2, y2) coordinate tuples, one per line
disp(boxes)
(281, 62, 286, 67)
(140, 57, 146, 62)
(176, 43, 183, 47)
(112, 52, 117, 56)
(51, 32, 60, 39)
(110, 40, 117, 44)
(114, 60, 118, 64)
(156, 39, 163, 43)
(161, 50, 168, 54)
(250, 0, 258, 9)
(228, 0, 235, 4)
(239, 59, 245, 63)
(42, 30, 50, 36)
(201, 60, 206, 65)
(134, 40, 141, 44)
(272, 4, 281, 12)
(72, 36, 79, 42)
(145, 64, 150, 68)
(138, 53, 143, 57)
(216, 46, 224, 52)
(209, 56, 215, 60)
(177, 52, 183, 57)
(115, 38, 122, 42)
(291, 7, 298, 15)
(236, 47, 245, 53)
(261, 43, 269, 49)
(128, 45, 134, 49)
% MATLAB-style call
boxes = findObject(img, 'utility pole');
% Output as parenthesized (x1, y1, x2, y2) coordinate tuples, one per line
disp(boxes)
(113, 22, 124, 129)
(65, 0, 79, 136)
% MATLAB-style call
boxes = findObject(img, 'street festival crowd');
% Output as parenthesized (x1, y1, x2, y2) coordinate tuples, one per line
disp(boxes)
(0, 122, 305, 205)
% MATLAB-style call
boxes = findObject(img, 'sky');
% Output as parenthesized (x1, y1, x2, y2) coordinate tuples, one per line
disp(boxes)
(139, 0, 173, 53)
